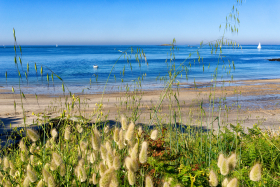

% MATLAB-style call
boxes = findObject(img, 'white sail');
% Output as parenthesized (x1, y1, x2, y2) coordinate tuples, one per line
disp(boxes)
(257, 42, 261, 49)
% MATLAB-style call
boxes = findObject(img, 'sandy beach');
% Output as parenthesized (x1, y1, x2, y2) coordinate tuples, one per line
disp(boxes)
(1, 78, 280, 131)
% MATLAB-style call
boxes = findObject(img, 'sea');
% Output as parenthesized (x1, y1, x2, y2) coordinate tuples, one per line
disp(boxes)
(0, 45, 280, 95)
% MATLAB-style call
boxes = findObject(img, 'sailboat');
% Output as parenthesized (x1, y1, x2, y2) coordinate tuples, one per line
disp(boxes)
(257, 43, 261, 49)
(56, 44, 58, 47)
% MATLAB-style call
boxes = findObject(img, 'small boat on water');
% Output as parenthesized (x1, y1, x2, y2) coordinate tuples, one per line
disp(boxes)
(93, 65, 98, 68)
(56, 44, 58, 47)
(257, 42, 261, 49)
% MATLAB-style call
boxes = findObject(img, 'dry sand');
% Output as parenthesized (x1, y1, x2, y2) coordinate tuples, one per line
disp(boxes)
(0, 79, 280, 131)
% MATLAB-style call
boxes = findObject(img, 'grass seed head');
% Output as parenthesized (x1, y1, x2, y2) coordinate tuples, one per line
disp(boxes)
(125, 122, 135, 141)
(106, 150, 114, 168)
(130, 143, 138, 160)
(110, 172, 119, 187)
(99, 168, 114, 187)
(249, 163, 262, 182)
(36, 179, 44, 187)
(139, 141, 148, 164)
(209, 170, 218, 187)
(27, 129, 40, 142)
(99, 162, 106, 176)
(163, 182, 170, 187)
(222, 178, 229, 187)
(228, 153, 237, 171)
(217, 153, 225, 168)
(42, 168, 51, 183)
(80, 141, 88, 153)
(113, 155, 121, 170)
(145, 176, 154, 187)
(64, 126, 71, 140)
(59, 164, 66, 176)
(138, 126, 143, 137)
(227, 178, 238, 187)
(128, 170, 136, 185)
(118, 129, 125, 149)
(48, 175, 56, 187)
(36, 179, 43, 187)
(92, 128, 101, 150)
(3, 157, 9, 170)
(19, 139, 28, 152)
(220, 157, 229, 176)
(100, 145, 108, 160)
(53, 152, 63, 166)
(121, 115, 128, 130)
(50, 159, 58, 171)
(27, 169, 38, 183)
(92, 173, 98, 185)
(23, 177, 30, 187)
(30, 143, 36, 154)
(51, 128, 58, 139)
(76, 124, 83, 133)
(113, 128, 120, 143)
(78, 165, 87, 182)
(125, 157, 139, 172)
(150, 130, 158, 140)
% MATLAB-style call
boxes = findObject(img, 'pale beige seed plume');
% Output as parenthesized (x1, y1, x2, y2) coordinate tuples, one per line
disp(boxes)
(228, 153, 237, 171)
(50, 159, 58, 171)
(76, 124, 83, 133)
(139, 141, 148, 164)
(138, 126, 143, 137)
(92, 173, 98, 185)
(125, 122, 135, 141)
(121, 115, 128, 130)
(27, 164, 32, 171)
(27, 129, 40, 142)
(53, 152, 63, 166)
(92, 128, 101, 150)
(36, 179, 43, 187)
(88, 152, 96, 164)
(9, 160, 15, 169)
(113, 128, 120, 143)
(99, 168, 114, 187)
(50, 128, 58, 139)
(106, 141, 113, 153)
(78, 158, 85, 166)
(30, 143, 36, 154)
(48, 175, 56, 187)
(222, 178, 229, 187)
(44, 163, 51, 171)
(99, 162, 107, 176)
(128, 170, 136, 185)
(249, 163, 262, 182)
(23, 177, 30, 187)
(42, 168, 51, 183)
(80, 141, 88, 153)
(9, 168, 16, 177)
(30, 155, 35, 166)
(163, 182, 170, 187)
(150, 130, 158, 140)
(77, 165, 87, 182)
(106, 150, 114, 168)
(227, 178, 238, 187)
(125, 157, 139, 172)
(59, 164, 66, 176)
(21, 151, 27, 162)
(130, 143, 139, 160)
(100, 145, 108, 160)
(109, 172, 119, 187)
(27, 169, 37, 183)
(64, 126, 71, 140)
(217, 153, 225, 168)
(209, 170, 218, 187)
(113, 155, 121, 170)
(145, 176, 154, 187)
(118, 129, 125, 149)
(3, 157, 9, 171)
(220, 157, 229, 176)
(19, 139, 28, 152)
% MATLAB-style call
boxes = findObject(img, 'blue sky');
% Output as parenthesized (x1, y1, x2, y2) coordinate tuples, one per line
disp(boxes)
(0, 0, 279, 45)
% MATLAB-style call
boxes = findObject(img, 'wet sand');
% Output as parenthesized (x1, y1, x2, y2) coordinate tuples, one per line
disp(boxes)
(0, 79, 280, 132)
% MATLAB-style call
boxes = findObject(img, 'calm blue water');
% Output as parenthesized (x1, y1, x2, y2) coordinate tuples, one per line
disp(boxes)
(0, 45, 280, 94)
